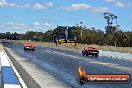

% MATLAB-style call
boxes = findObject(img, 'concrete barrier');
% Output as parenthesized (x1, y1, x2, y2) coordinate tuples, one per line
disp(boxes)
(0, 46, 21, 88)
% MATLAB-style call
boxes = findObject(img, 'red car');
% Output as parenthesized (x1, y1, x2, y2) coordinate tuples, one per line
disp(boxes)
(24, 42, 36, 51)
(82, 47, 99, 57)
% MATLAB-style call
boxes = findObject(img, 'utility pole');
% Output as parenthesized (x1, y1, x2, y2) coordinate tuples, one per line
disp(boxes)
(80, 22, 82, 39)
(55, 36, 57, 46)
(74, 35, 77, 46)
(115, 17, 119, 52)
(65, 27, 68, 43)
(55, 25, 58, 46)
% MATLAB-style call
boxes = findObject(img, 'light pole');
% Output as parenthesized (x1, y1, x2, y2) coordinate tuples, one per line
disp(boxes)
(115, 17, 118, 52)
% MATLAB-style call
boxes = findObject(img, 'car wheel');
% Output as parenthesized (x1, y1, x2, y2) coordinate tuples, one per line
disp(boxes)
(82, 51, 85, 56)
(79, 77, 86, 85)
(24, 47, 26, 50)
(82, 52, 85, 56)
(86, 53, 88, 56)
(32, 49, 35, 51)
(95, 54, 98, 57)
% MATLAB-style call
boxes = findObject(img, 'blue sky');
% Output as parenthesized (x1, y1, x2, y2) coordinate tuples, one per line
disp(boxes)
(0, 0, 132, 33)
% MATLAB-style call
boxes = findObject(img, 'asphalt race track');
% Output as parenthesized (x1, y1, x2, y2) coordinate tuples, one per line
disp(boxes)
(3, 43, 132, 88)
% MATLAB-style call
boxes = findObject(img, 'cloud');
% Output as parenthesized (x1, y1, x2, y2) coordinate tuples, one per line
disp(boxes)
(0, 0, 8, 6)
(32, 3, 48, 9)
(115, 2, 125, 7)
(33, 22, 40, 26)
(0, 0, 53, 9)
(46, 2, 53, 7)
(0, 23, 29, 33)
(105, 0, 125, 3)
(127, 2, 132, 7)
(0, 22, 56, 33)
(105, 0, 115, 2)
(60, 3, 109, 13)
(0, 16, 16, 20)
(130, 14, 132, 17)
(60, 3, 91, 11)
(0, 0, 6, 2)
(105, 0, 128, 8)
(91, 7, 109, 13)
(44, 23, 51, 26)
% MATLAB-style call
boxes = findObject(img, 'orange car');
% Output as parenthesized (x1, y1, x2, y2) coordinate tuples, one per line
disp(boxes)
(82, 47, 99, 57)
(23, 42, 36, 51)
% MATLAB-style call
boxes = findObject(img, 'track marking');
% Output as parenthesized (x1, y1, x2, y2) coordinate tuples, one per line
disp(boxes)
(64, 59, 71, 62)
(49, 59, 54, 61)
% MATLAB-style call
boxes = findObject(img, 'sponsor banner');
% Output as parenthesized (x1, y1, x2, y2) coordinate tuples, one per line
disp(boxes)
(76, 66, 131, 84)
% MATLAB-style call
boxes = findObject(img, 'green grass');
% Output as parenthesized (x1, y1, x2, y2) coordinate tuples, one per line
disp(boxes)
(15, 40, 132, 54)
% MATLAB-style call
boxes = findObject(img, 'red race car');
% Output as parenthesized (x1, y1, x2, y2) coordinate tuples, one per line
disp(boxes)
(23, 42, 36, 51)
(82, 47, 99, 57)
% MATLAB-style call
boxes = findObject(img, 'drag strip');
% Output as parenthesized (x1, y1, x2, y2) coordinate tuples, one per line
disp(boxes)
(3, 43, 132, 88)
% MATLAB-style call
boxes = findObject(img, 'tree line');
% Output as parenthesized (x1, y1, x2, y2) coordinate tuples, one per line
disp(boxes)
(0, 26, 132, 47)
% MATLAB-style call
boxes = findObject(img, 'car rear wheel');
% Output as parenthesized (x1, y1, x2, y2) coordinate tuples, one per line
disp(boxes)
(82, 51, 85, 56)
(95, 54, 98, 57)
(24, 47, 26, 50)
(78, 77, 85, 85)
(82, 52, 85, 56)
(86, 53, 88, 56)
(32, 48, 35, 51)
